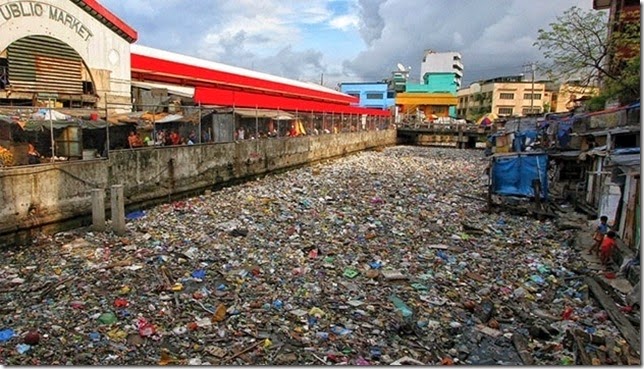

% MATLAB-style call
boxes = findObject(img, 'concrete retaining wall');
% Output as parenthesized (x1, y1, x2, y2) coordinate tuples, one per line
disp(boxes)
(0, 130, 396, 240)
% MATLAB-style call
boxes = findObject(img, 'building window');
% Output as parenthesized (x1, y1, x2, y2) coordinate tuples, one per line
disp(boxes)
(366, 92, 383, 100)
(498, 107, 513, 116)
(499, 93, 514, 100)
(522, 107, 541, 115)
(386, 91, 394, 98)
(524, 93, 542, 100)
(347, 92, 360, 98)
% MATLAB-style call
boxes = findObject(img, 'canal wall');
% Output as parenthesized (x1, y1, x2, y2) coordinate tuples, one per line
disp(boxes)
(0, 130, 396, 243)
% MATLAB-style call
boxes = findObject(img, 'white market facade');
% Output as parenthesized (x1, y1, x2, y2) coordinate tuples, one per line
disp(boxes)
(0, 0, 137, 112)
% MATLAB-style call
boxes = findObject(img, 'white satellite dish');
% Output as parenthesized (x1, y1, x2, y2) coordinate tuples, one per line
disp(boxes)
(397, 63, 406, 72)
(470, 83, 481, 93)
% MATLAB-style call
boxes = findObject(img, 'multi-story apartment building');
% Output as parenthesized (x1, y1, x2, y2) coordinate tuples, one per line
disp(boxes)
(340, 82, 395, 110)
(399, 72, 460, 117)
(457, 76, 599, 119)
(392, 51, 463, 121)
(419, 50, 463, 89)
(457, 75, 547, 120)
(546, 81, 599, 112)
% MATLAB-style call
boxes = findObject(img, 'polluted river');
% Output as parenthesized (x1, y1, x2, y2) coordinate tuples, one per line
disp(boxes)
(0, 145, 635, 365)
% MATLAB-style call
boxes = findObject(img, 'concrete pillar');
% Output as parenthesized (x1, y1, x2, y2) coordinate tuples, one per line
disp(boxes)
(91, 189, 105, 231)
(110, 184, 125, 235)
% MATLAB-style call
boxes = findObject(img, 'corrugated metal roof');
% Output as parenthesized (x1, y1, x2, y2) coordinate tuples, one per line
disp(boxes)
(71, 0, 138, 42)
(131, 44, 350, 100)
(572, 125, 640, 137)
(607, 153, 641, 176)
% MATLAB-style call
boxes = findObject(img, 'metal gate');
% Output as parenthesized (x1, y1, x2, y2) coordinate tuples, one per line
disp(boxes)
(7, 35, 83, 95)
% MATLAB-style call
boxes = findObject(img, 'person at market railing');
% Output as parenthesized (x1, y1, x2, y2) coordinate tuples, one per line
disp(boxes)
(169, 130, 181, 145)
(127, 131, 144, 148)
(27, 143, 41, 164)
(155, 130, 166, 146)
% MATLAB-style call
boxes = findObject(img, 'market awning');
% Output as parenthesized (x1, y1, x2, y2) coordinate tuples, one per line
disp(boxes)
(233, 108, 295, 120)
(17, 119, 111, 131)
(130, 80, 195, 98)
(155, 114, 184, 123)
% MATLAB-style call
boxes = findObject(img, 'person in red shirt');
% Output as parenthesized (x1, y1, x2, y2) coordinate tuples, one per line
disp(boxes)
(169, 130, 181, 145)
(127, 131, 143, 148)
(599, 231, 617, 266)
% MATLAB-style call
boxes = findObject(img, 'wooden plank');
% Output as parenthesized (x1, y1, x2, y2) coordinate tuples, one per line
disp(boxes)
(511, 332, 534, 365)
(585, 276, 641, 355)
(571, 329, 593, 365)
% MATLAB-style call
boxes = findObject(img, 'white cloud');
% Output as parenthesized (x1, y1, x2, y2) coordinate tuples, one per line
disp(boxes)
(201, 14, 300, 59)
(99, 0, 596, 88)
(453, 32, 463, 47)
(329, 14, 360, 30)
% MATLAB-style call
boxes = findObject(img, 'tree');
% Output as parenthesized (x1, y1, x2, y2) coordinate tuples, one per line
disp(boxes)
(534, 6, 640, 104)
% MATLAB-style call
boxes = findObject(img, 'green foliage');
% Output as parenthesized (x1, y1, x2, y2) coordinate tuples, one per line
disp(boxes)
(535, 7, 609, 85)
(601, 55, 640, 104)
(468, 106, 491, 122)
(586, 94, 608, 112)
(534, 6, 640, 105)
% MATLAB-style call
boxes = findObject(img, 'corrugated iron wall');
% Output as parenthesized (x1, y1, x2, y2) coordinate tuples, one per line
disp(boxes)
(7, 35, 83, 95)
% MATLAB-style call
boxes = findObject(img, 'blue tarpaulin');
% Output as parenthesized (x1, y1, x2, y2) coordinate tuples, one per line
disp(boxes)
(491, 153, 548, 199)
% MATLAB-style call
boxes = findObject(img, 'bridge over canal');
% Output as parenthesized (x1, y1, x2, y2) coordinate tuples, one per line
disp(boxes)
(397, 122, 492, 149)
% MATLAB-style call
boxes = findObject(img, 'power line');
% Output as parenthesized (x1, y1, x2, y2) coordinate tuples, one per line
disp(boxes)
(465, 64, 525, 74)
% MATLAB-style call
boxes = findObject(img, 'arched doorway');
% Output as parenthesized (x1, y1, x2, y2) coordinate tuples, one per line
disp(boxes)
(1, 35, 97, 107)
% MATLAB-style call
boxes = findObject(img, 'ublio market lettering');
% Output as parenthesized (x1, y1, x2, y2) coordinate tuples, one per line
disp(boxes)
(48, 5, 93, 41)
(0, 1, 93, 41)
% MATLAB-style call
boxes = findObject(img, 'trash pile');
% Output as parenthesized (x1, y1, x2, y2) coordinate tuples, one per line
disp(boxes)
(0, 146, 638, 365)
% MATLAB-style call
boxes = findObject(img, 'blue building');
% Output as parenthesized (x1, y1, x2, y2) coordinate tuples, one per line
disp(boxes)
(405, 72, 460, 117)
(340, 82, 395, 110)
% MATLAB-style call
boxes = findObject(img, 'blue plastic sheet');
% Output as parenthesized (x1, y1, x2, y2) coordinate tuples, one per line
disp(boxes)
(491, 154, 548, 199)
(0, 328, 15, 342)
(125, 210, 145, 220)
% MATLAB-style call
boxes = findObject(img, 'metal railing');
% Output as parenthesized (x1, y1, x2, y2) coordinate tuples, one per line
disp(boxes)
(0, 103, 393, 168)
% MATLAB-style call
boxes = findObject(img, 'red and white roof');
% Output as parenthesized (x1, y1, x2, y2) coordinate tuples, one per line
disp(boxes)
(71, 0, 138, 42)
(131, 44, 389, 116)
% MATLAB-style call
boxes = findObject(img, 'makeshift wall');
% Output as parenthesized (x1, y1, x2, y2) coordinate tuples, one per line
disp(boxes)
(490, 154, 548, 199)
(0, 130, 396, 239)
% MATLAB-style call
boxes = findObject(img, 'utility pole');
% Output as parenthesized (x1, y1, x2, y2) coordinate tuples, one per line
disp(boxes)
(530, 63, 536, 114)
(522, 62, 537, 115)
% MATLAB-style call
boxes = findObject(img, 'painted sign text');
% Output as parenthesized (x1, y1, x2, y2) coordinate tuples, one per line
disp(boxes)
(0, 1, 94, 41)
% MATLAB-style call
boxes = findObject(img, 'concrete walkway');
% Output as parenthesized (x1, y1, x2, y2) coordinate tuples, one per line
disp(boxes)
(574, 220, 636, 296)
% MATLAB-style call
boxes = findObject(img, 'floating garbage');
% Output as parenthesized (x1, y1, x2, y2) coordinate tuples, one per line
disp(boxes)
(0, 146, 634, 365)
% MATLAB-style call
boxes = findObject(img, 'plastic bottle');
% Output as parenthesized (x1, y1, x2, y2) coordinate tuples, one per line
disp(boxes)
(389, 295, 413, 318)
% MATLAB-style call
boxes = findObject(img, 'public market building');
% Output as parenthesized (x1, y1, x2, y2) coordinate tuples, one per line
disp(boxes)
(0, 0, 389, 117)
(0, 0, 390, 164)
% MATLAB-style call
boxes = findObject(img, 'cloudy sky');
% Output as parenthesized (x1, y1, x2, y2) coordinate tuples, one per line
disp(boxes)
(101, 0, 595, 89)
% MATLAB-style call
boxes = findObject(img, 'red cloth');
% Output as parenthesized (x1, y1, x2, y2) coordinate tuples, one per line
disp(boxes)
(170, 132, 181, 145)
(599, 237, 616, 264)
(600, 237, 615, 254)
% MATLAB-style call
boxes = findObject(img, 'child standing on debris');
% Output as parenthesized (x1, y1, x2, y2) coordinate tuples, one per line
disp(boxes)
(588, 215, 609, 256)
(599, 231, 617, 266)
